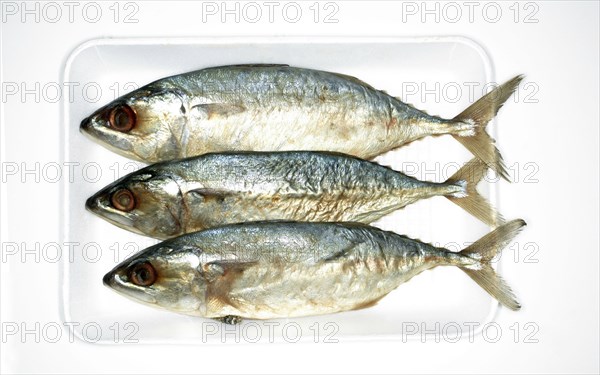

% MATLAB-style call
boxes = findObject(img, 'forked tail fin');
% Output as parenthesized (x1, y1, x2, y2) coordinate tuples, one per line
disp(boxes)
(452, 75, 524, 181)
(445, 158, 505, 227)
(459, 219, 526, 310)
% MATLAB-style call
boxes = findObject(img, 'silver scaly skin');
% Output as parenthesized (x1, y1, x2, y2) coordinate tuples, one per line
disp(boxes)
(103, 220, 525, 321)
(85, 152, 500, 240)
(80, 65, 522, 179)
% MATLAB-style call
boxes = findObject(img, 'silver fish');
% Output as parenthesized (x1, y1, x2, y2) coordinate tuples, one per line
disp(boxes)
(80, 65, 522, 179)
(86, 152, 500, 239)
(103, 220, 525, 321)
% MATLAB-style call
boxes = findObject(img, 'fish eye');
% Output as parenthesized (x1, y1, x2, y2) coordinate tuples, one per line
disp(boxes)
(111, 188, 136, 212)
(109, 104, 136, 132)
(128, 262, 157, 287)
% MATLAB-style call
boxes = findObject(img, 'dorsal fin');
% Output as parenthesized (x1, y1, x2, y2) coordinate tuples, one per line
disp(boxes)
(224, 64, 289, 69)
(395, 97, 424, 112)
(330, 72, 376, 90)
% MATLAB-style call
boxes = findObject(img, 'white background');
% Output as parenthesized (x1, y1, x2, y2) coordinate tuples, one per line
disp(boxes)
(1, 1, 598, 373)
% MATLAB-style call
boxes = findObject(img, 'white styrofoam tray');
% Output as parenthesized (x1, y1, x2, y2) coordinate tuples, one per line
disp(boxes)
(61, 36, 503, 344)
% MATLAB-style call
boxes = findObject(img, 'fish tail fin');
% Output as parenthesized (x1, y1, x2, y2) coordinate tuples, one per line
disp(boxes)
(458, 219, 526, 311)
(445, 158, 505, 227)
(452, 75, 524, 181)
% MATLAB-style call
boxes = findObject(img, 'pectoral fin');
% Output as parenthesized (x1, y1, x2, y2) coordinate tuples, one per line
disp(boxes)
(187, 188, 232, 203)
(200, 260, 257, 283)
(202, 260, 258, 312)
(190, 103, 246, 120)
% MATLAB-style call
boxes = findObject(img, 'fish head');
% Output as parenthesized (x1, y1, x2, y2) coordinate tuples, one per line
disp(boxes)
(80, 85, 188, 162)
(86, 168, 185, 239)
(103, 243, 206, 314)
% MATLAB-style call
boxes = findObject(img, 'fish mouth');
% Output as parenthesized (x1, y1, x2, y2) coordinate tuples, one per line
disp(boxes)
(103, 267, 157, 304)
(79, 115, 105, 140)
(85, 192, 113, 216)
(79, 115, 140, 160)
(102, 267, 124, 289)
(102, 270, 114, 287)
(85, 194, 101, 212)
(80, 117, 92, 133)
(85, 192, 145, 236)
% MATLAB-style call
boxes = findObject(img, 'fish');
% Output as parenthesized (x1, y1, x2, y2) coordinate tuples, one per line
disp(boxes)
(80, 65, 522, 179)
(102, 219, 526, 322)
(86, 152, 501, 239)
